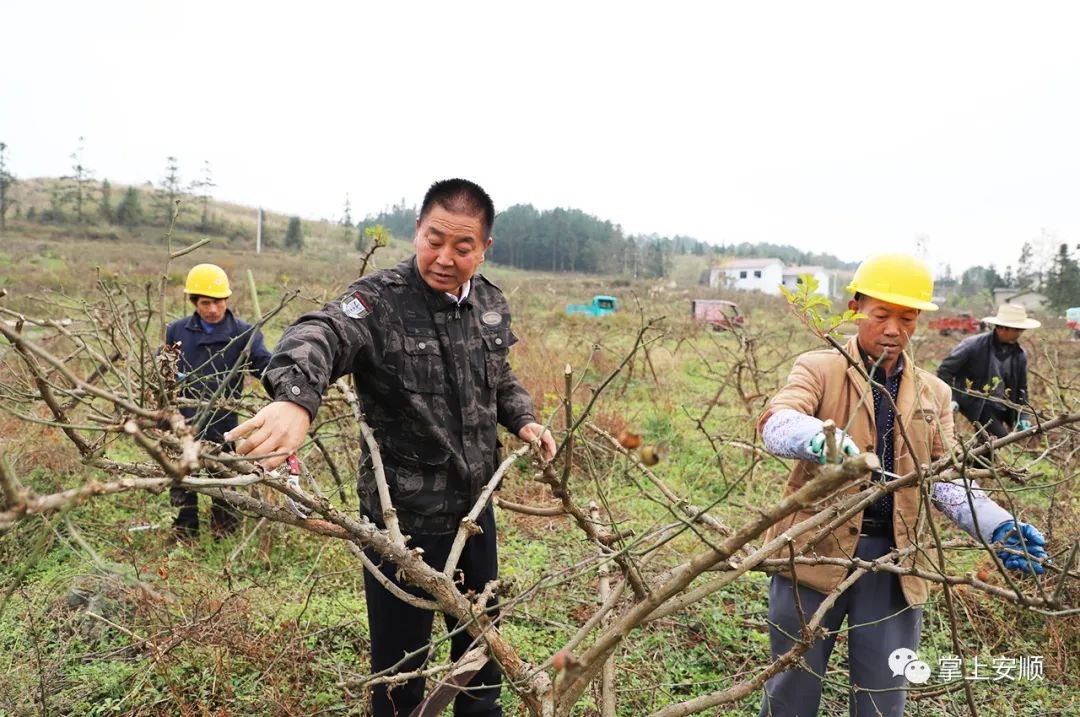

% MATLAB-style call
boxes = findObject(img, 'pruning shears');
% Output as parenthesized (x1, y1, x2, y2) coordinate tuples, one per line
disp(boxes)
(277, 453, 313, 519)
(285, 453, 302, 476)
(874, 468, 905, 481)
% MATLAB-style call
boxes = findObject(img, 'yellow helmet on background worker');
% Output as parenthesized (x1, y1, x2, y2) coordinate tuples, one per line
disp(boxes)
(184, 264, 232, 298)
(846, 253, 938, 311)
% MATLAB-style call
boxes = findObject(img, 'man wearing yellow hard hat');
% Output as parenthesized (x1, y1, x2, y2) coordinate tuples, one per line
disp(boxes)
(165, 263, 272, 539)
(756, 254, 1046, 716)
(937, 303, 1040, 439)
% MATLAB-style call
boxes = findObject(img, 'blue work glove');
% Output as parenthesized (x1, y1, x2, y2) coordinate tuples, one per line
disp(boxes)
(1016, 418, 1032, 432)
(991, 520, 1047, 574)
(808, 431, 859, 465)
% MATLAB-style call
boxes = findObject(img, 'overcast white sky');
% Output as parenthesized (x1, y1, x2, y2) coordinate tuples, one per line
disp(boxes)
(4, 1, 1080, 275)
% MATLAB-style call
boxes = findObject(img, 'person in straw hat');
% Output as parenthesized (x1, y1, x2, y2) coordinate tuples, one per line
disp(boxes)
(936, 303, 1040, 439)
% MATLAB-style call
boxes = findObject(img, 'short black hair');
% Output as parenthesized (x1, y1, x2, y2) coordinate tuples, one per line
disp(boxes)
(419, 178, 495, 237)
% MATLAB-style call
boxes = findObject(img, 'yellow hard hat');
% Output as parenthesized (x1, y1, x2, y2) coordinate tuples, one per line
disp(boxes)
(184, 264, 232, 298)
(846, 254, 938, 311)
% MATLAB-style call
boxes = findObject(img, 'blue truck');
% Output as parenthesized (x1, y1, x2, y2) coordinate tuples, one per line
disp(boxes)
(565, 295, 618, 317)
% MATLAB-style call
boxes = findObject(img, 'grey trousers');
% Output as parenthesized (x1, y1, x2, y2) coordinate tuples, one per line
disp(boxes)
(759, 535, 923, 717)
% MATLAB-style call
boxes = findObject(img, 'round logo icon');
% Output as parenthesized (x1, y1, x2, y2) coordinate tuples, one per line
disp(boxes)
(888, 647, 930, 684)
(904, 660, 932, 684)
(888, 648, 918, 677)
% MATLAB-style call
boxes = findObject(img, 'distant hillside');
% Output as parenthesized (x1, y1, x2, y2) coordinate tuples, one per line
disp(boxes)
(3, 177, 385, 257)
(354, 201, 856, 279)
(2, 178, 856, 279)
(716, 241, 858, 271)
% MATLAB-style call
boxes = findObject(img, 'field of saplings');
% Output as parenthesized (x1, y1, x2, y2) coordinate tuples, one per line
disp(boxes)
(1, 225, 1078, 716)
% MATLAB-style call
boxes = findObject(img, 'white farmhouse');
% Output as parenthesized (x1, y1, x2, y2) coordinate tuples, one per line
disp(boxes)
(991, 287, 1049, 312)
(710, 258, 785, 293)
(709, 258, 834, 297)
(781, 265, 833, 296)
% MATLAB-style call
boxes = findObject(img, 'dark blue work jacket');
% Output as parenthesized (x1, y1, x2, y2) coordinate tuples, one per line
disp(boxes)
(165, 309, 272, 442)
(936, 331, 1028, 426)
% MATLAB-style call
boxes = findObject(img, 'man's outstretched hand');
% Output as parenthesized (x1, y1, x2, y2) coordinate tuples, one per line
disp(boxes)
(226, 401, 311, 470)
(518, 422, 557, 462)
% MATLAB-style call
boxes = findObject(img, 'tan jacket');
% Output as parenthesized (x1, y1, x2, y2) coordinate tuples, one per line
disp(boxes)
(759, 336, 954, 606)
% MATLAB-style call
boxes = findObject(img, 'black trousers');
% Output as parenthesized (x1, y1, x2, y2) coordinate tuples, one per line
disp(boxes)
(980, 414, 1010, 436)
(363, 507, 502, 717)
(973, 409, 1010, 439)
(171, 486, 239, 537)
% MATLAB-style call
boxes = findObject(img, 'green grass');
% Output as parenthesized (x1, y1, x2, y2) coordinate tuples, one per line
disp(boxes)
(1, 214, 1078, 716)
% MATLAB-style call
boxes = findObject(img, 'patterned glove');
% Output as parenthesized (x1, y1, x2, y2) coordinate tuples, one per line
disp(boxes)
(992, 520, 1047, 574)
(1016, 418, 1032, 432)
(808, 431, 859, 465)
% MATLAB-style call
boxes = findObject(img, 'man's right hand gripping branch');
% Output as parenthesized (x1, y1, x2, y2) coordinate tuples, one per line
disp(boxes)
(226, 400, 311, 470)
(808, 429, 860, 465)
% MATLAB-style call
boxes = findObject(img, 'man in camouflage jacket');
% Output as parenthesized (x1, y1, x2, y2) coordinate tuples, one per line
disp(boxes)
(261, 253, 539, 534)
(229, 179, 555, 717)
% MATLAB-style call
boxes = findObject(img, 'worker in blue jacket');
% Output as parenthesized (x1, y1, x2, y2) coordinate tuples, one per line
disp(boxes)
(165, 264, 272, 538)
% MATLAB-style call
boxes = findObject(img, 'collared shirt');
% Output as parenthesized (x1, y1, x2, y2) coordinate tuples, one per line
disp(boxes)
(446, 279, 472, 305)
(861, 349, 904, 521)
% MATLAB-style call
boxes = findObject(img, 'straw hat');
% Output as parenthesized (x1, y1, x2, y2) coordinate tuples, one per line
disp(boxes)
(982, 304, 1041, 330)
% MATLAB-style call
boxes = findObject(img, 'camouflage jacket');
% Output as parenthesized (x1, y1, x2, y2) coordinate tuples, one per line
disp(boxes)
(262, 258, 537, 534)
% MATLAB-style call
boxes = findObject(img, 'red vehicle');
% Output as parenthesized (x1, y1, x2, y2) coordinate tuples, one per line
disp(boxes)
(1067, 308, 1080, 339)
(927, 312, 982, 336)
(692, 299, 746, 331)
